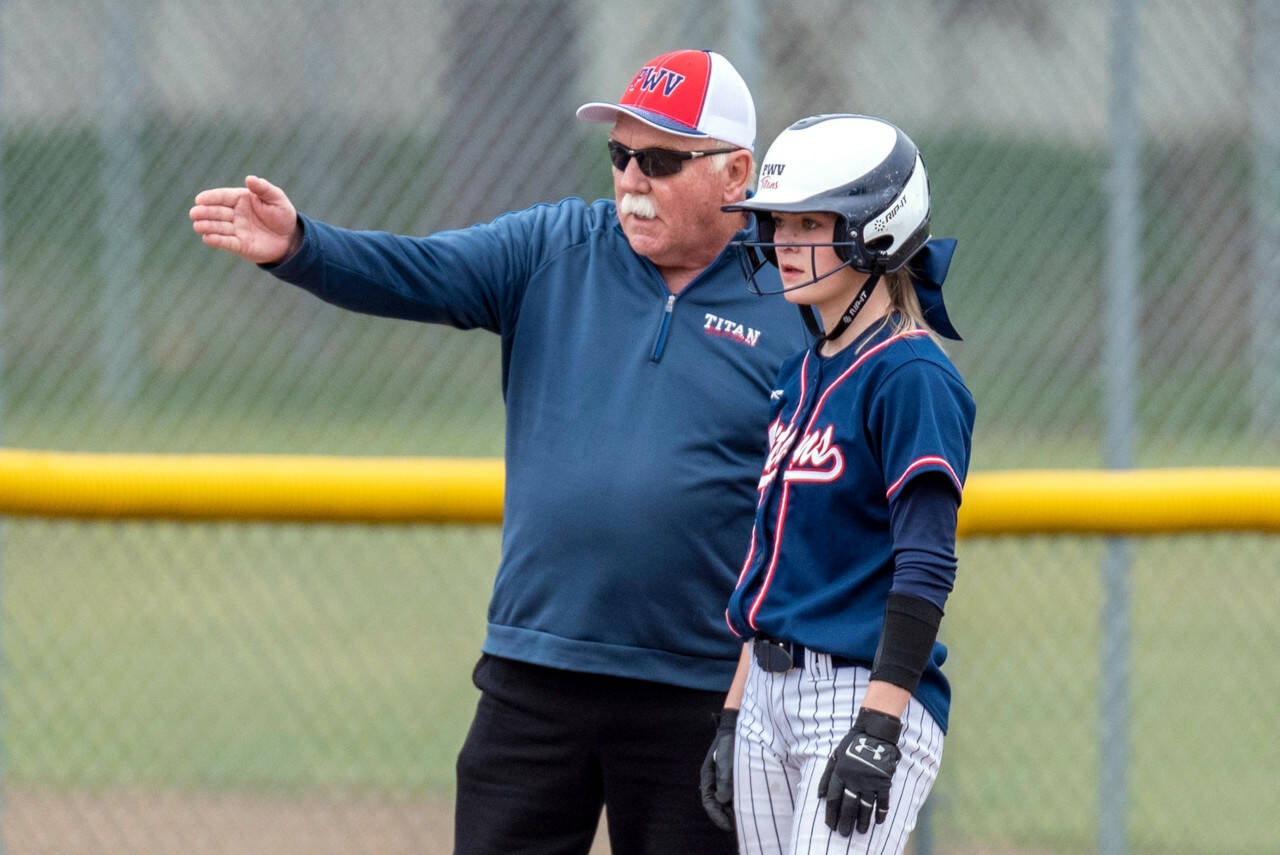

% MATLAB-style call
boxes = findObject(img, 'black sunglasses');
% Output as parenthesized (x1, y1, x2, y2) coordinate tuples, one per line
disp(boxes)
(607, 140, 741, 177)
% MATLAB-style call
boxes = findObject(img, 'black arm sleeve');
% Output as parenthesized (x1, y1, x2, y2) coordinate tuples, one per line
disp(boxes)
(875, 473, 958, 692)
(887, 472, 960, 609)
(870, 592, 943, 693)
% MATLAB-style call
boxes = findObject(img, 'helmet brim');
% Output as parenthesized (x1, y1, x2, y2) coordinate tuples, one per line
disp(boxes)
(722, 197, 842, 215)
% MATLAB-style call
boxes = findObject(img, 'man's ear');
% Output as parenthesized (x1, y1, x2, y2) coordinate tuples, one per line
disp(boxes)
(722, 151, 754, 202)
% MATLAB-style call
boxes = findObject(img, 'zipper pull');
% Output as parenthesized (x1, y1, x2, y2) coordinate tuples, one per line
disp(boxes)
(651, 294, 677, 362)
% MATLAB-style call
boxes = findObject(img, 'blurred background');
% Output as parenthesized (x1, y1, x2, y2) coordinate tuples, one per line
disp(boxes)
(1, 0, 1278, 853)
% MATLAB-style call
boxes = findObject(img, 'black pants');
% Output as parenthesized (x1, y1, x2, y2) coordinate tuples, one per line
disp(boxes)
(454, 655, 737, 855)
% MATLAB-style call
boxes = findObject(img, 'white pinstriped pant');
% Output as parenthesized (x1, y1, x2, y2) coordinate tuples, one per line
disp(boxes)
(733, 648, 944, 855)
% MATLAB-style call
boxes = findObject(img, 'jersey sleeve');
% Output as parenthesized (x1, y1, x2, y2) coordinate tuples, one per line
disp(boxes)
(868, 358, 975, 501)
(265, 201, 583, 334)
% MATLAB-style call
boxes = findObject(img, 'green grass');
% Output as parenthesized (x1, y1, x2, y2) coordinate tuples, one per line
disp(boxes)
(1, 521, 499, 796)
(3, 523, 1278, 853)
(936, 535, 1280, 855)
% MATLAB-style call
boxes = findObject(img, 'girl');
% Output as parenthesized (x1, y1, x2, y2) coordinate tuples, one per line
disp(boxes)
(700, 114, 976, 854)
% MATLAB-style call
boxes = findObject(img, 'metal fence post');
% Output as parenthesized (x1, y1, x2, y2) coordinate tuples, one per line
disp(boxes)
(1251, 0, 1280, 435)
(725, 0, 762, 103)
(97, 0, 145, 406)
(1102, 1, 1141, 853)
(0, 1, 8, 849)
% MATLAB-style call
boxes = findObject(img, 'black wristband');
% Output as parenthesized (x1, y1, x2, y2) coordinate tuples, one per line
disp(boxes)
(854, 707, 902, 743)
(870, 593, 944, 693)
(716, 708, 739, 731)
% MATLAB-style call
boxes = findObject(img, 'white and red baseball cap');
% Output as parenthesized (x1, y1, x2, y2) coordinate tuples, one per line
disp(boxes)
(576, 49, 756, 151)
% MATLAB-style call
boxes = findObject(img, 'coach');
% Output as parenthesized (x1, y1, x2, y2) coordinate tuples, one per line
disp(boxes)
(190, 49, 808, 854)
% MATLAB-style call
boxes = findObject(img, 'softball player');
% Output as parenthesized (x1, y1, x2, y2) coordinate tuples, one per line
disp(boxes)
(699, 114, 976, 854)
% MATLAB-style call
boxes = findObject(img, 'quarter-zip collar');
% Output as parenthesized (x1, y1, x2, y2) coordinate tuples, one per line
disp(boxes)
(639, 220, 758, 363)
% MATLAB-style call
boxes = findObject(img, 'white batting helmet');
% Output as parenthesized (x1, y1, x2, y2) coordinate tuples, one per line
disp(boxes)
(725, 114, 931, 275)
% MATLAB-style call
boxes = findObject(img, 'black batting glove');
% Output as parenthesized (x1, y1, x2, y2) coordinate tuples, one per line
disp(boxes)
(817, 708, 902, 836)
(699, 708, 738, 832)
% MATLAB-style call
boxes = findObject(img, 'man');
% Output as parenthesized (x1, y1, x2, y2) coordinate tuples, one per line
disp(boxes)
(190, 49, 808, 854)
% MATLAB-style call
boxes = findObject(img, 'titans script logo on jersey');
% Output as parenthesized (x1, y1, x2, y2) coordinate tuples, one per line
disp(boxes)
(759, 418, 844, 490)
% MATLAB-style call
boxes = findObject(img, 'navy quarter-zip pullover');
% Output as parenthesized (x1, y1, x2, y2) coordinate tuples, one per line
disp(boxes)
(268, 197, 809, 690)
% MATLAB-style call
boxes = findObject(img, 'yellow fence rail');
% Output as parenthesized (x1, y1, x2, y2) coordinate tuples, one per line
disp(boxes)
(1, 448, 1278, 534)
(0, 448, 504, 525)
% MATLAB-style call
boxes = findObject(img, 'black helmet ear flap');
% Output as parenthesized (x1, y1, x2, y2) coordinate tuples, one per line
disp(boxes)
(735, 215, 774, 295)
(832, 216, 854, 263)
(753, 213, 778, 267)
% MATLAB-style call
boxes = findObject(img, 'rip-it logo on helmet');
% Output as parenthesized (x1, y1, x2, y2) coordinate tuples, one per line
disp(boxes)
(872, 193, 910, 234)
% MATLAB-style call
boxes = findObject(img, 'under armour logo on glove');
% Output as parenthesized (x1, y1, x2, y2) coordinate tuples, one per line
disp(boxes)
(817, 708, 902, 836)
(854, 737, 887, 762)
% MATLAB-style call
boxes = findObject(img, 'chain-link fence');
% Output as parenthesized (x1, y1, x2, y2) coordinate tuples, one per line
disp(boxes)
(2, 1, 1278, 853)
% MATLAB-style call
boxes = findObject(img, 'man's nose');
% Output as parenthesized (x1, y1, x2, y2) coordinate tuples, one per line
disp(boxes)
(616, 157, 652, 193)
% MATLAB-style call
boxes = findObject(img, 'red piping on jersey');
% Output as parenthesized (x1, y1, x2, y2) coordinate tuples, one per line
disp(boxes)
(886, 455, 962, 497)
(802, 329, 929, 434)
(734, 524, 759, 588)
(735, 350, 812, 589)
(784, 350, 812, 428)
(724, 609, 739, 637)
(745, 330, 929, 629)
(747, 481, 792, 630)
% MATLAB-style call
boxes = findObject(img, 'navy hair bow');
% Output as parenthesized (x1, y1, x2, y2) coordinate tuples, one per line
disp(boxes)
(906, 238, 962, 340)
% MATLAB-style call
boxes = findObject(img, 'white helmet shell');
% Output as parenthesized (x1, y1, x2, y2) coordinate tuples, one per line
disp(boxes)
(727, 114, 931, 273)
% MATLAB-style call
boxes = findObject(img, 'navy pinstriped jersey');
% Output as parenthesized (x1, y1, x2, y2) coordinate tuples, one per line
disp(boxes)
(726, 321, 975, 730)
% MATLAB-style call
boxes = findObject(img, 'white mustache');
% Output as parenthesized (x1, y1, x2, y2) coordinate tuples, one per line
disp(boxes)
(619, 193, 658, 219)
